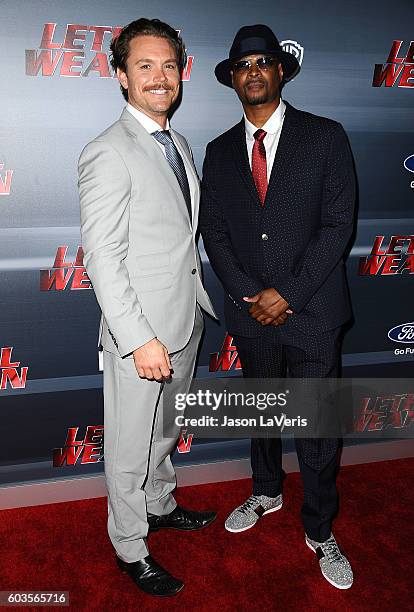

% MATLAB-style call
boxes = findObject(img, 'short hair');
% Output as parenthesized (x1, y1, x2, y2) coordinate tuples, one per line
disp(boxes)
(110, 18, 187, 101)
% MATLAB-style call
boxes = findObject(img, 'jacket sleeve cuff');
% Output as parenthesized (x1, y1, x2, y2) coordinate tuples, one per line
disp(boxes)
(275, 281, 306, 314)
(115, 315, 157, 359)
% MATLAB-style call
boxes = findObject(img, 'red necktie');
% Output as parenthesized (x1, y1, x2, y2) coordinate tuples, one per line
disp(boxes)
(252, 129, 267, 205)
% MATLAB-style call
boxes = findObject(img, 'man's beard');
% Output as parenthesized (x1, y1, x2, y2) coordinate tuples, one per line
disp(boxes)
(246, 93, 270, 105)
(243, 82, 269, 106)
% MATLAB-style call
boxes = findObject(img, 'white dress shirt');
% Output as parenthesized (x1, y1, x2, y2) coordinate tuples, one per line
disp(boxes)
(244, 99, 286, 177)
(126, 104, 196, 219)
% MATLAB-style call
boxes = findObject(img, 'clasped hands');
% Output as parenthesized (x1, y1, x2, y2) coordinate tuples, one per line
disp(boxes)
(133, 288, 292, 381)
(243, 288, 293, 326)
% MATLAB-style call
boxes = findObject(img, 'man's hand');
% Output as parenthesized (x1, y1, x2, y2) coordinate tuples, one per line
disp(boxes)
(133, 338, 172, 381)
(243, 288, 292, 326)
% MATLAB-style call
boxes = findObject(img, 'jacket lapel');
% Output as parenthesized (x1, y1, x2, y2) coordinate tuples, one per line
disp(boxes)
(231, 120, 262, 207)
(264, 102, 301, 206)
(229, 103, 302, 208)
(119, 109, 192, 226)
(171, 129, 199, 230)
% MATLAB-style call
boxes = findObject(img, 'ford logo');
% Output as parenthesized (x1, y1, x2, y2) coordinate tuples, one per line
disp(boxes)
(404, 154, 414, 173)
(388, 322, 414, 343)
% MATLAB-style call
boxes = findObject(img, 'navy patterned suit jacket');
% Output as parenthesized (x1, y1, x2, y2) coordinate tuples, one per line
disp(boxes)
(200, 101, 356, 338)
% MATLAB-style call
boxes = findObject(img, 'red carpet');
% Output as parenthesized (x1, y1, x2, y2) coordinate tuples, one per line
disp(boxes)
(1, 458, 413, 611)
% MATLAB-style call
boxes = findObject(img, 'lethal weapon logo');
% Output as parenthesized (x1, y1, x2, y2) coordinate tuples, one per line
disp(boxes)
(0, 347, 29, 390)
(358, 235, 414, 275)
(53, 426, 104, 466)
(53, 426, 193, 466)
(372, 40, 414, 88)
(0, 164, 13, 196)
(355, 394, 414, 432)
(25, 23, 194, 80)
(40, 246, 92, 291)
(209, 334, 241, 372)
(176, 431, 193, 453)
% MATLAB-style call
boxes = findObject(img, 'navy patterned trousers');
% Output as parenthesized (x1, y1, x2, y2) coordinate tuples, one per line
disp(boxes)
(233, 326, 342, 542)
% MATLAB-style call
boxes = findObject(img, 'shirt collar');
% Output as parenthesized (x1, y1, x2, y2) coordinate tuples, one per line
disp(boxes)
(126, 103, 170, 133)
(244, 99, 286, 140)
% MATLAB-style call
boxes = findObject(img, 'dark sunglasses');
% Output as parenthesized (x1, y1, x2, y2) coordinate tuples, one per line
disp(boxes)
(232, 56, 278, 73)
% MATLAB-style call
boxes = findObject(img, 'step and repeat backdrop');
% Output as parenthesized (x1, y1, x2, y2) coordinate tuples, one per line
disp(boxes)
(0, 0, 413, 485)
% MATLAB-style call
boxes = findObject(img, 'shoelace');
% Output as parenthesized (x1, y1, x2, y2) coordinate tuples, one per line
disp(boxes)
(320, 536, 344, 564)
(238, 495, 261, 514)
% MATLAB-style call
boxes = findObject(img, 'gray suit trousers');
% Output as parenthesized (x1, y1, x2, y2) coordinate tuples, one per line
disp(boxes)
(103, 307, 204, 562)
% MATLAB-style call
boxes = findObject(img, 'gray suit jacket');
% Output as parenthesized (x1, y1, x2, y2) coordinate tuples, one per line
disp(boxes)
(78, 108, 216, 358)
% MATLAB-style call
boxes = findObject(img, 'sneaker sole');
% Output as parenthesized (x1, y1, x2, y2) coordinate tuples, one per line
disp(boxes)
(305, 538, 353, 590)
(225, 502, 283, 533)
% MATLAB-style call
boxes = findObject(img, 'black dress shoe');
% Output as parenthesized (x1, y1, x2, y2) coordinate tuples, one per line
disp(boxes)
(147, 505, 217, 532)
(117, 554, 184, 597)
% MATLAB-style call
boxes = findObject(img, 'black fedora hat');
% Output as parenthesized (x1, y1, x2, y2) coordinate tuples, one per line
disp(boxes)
(215, 24, 300, 88)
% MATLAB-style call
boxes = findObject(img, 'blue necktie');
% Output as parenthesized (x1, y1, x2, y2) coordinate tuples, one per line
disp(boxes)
(152, 130, 192, 222)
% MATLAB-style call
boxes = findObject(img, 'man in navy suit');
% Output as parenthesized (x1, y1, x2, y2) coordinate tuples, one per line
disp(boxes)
(200, 24, 355, 589)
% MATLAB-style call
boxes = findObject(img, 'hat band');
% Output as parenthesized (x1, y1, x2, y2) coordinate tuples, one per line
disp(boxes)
(233, 37, 275, 59)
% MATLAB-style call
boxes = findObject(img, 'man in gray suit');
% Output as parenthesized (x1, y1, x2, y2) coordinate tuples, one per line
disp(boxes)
(78, 18, 217, 597)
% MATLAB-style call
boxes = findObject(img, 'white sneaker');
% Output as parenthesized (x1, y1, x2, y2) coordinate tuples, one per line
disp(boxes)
(306, 533, 353, 589)
(225, 494, 283, 533)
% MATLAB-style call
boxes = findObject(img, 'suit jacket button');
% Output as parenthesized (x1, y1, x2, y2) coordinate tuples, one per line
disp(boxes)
(261, 233, 268, 241)
(191, 268, 197, 274)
